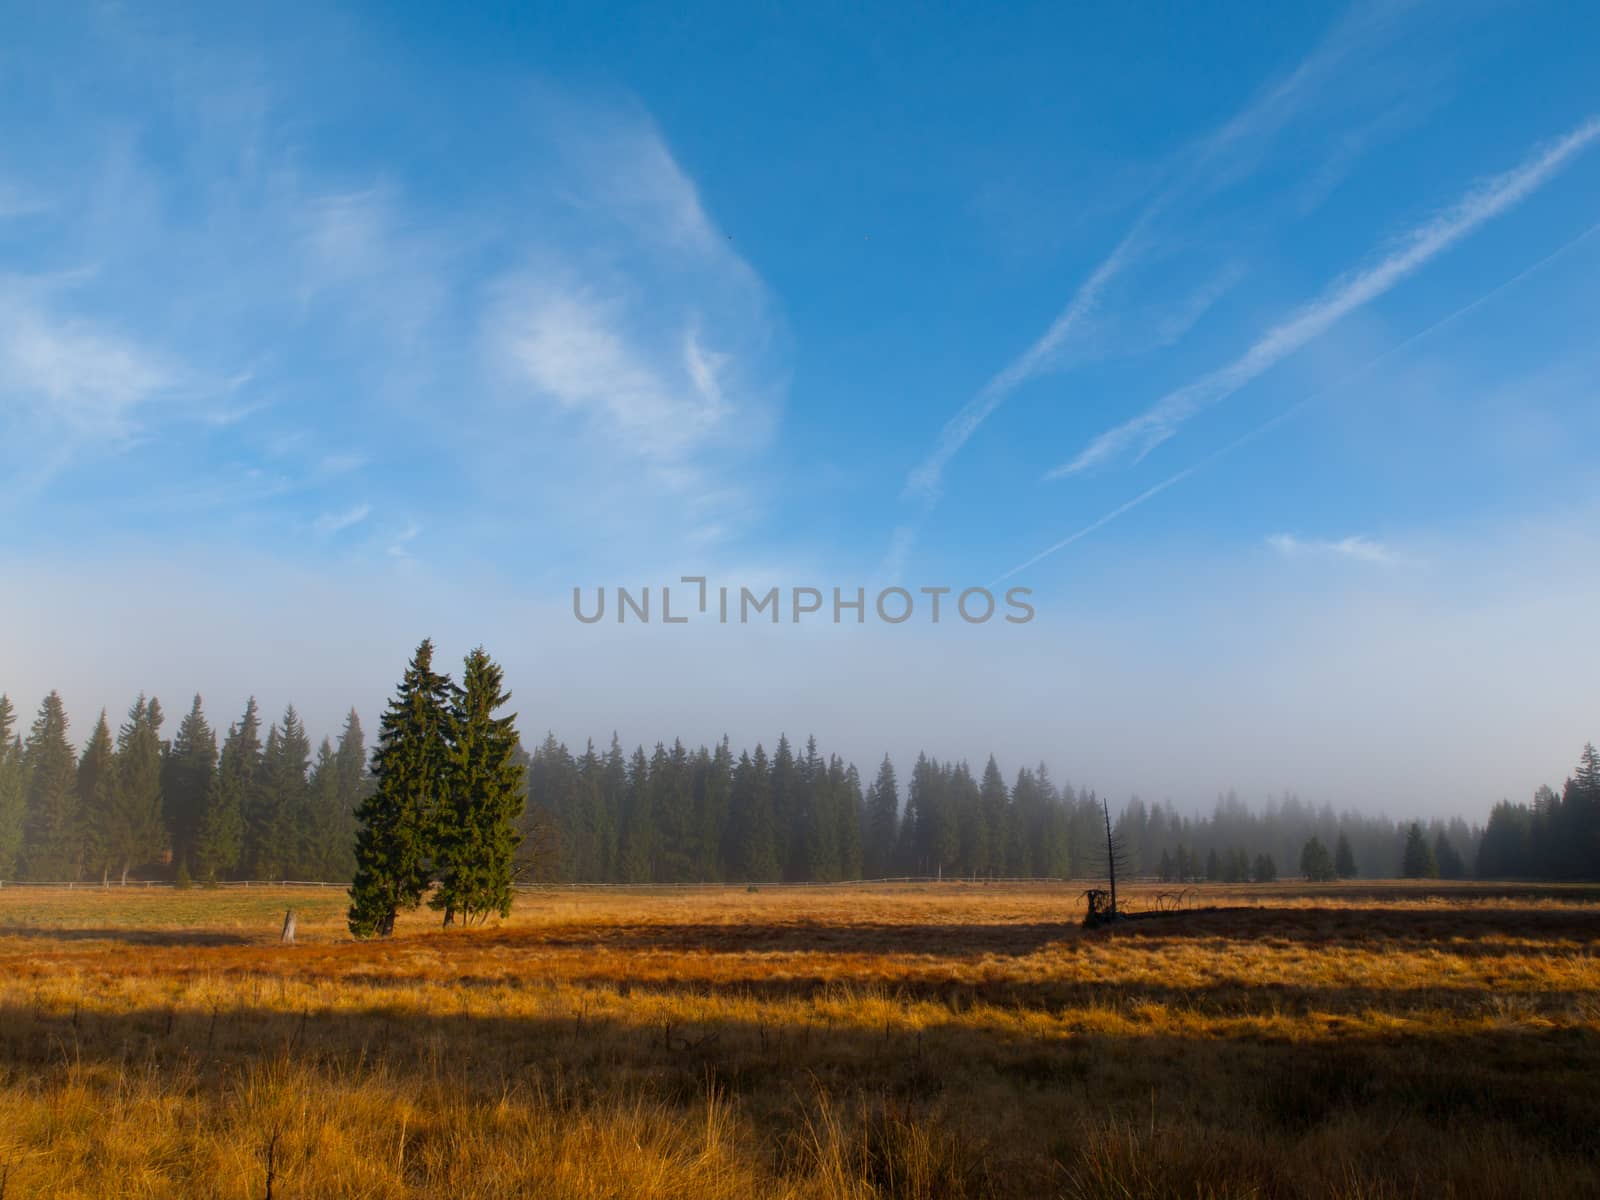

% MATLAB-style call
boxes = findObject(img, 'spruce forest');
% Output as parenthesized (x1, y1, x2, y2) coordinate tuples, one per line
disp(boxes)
(2, 645, 1597, 890)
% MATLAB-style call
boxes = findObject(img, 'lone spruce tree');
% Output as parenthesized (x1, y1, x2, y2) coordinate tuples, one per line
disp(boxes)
(349, 639, 453, 937)
(432, 647, 524, 926)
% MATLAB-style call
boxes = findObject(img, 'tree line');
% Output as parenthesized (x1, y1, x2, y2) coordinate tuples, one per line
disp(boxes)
(1475, 744, 1600, 879)
(0, 690, 367, 884)
(525, 738, 1092, 884)
(1118, 790, 1481, 885)
(2, 673, 1595, 885)
(522, 738, 1597, 885)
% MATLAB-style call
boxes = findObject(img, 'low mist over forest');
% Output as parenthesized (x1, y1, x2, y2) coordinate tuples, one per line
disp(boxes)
(3, 671, 1595, 887)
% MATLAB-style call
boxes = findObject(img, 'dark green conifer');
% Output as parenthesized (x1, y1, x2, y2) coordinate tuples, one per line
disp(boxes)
(1334, 832, 1358, 878)
(803, 743, 843, 882)
(305, 737, 344, 879)
(978, 756, 1009, 879)
(770, 735, 799, 880)
(0, 695, 23, 879)
(349, 639, 453, 937)
(652, 739, 697, 882)
(528, 733, 578, 879)
(598, 735, 627, 880)
(21, 692, 78, 880)
(730, 746, 778, 881)
(1299, 835, 1336, 882)
(698, 738, 732, 881)
(1034, 765, 1071, 878)
(863, 755, 899, 878)
(1433, 830, 1466, 880)
(194, 699, 258, 881)
(569, 740, 605, 880)
(250, 706, 311, 879)
(613, 746, 651, 883)
(76, 710, 115, 882)
(837, 760, 864, 880)
(322, 710, 368, 881)
(952, 761, 985, 878)
(105, 695, 164, 884)
(432, 646, 524, 925)
(335, 709, 369, 811)
(162, 695, 217, 876)
(1401, 822, 1438, 879)
(1039, 772, 1072, 876)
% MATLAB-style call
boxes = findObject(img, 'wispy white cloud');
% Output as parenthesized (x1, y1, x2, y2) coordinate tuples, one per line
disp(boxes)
(4, 25, 782, 568)
(386, 520, 420, 561)
(484, 109, 784, 548)
(0, 288, 175, 440)
(491, 284, 733, 472)
(682, 325, 731, 419)
(291, 185, 451, 360)
(312, 503, 372, 537)
(1267, 533, 1406, 564)
(202, 401, 265, 429)
(610, 138, 717, 252)
(302, 189, 391, 281)
(1049, 114, 1600, 479)
(318, 452, 368, 476)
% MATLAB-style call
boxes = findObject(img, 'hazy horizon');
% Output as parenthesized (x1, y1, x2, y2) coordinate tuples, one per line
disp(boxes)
(8, 510, 1597, 824)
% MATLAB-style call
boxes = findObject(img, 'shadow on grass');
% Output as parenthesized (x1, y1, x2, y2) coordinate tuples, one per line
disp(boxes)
(0, 925, 257, 947)
(15, 902, 1593, 971)
(294, 966, 1593, 1024)
(1094, 904, 1600, 954)
(1194, 881, 1600, 904)
(459, 904, 1600, 959)
(504, 919, 1079, 957)
(3, 1000, 1598, 1156)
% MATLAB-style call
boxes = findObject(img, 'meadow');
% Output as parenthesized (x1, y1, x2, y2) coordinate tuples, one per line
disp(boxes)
(0, 880, 1596, 1198)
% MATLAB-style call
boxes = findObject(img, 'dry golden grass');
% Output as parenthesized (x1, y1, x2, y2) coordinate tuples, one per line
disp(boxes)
(0, 880, 1596, 1197)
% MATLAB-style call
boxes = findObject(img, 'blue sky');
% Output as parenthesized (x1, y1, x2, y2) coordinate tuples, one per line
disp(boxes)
(3, 2, 1598, 816)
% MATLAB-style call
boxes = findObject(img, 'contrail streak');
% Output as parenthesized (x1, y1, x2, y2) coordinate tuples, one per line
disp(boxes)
(996, 217, 1600, 583)
(1049, 114, 1600, 480)
(899, 4, 1394, 508)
